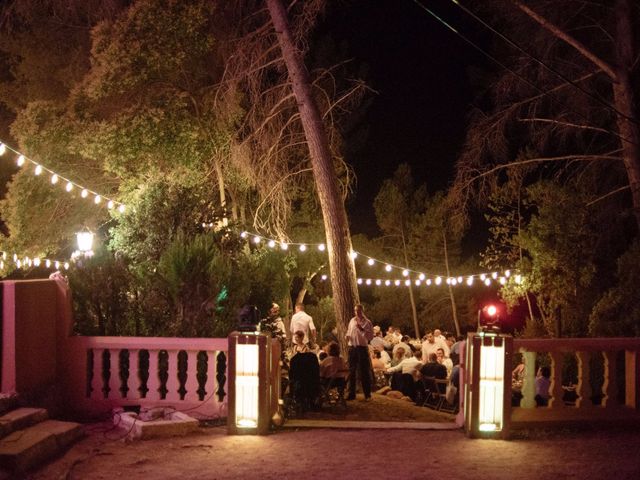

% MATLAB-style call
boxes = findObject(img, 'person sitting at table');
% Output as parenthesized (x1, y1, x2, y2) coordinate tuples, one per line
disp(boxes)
(287, 330, 310, 359)
(386, 350, 422, 399)
(436, 347, 453, 378)
(535, 366, 551, 407)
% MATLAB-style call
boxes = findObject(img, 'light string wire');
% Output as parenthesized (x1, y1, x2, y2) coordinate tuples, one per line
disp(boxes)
(239, 231, 523, 287)
(0, 140, 127, 212)
(0, 251, 71, 271)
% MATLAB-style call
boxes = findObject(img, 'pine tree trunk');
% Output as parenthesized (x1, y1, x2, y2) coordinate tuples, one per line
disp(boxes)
(612, 0, 640, 231)
(401, 230, 420, 338)
(443, 231, 461, 336)
(267, 0, 358, 356)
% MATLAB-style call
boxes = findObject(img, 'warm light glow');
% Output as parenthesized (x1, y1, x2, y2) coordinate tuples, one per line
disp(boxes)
(77, 231, 94, 252)
(486, 305, 497, 317)
(419, 273, 425, 280)
(66, 182, 73, 192)
(321, 274, 328, 280)
(491, 272, 498, 279)
(404, 279, 410, 286)
(81, 189, 88, 198)
(384, 280, 391, 286)
(467, 276, 474, 286)
(451, 278, 458, 286)
(366, 279, 372, 285)
(375, 279, 381, 286)
(235, 343, 259, 429)
(45, 259, 51, 268)
(34, 165, 43, 175)
(357, 278, 363, 285)
(415, 279, 421, 286)
(281, 242, 288, 250)
(51, 174, 58, 184)
(484, 278, 491, 286)
(480, 274, 486, 281)
(505, 270, 511, 277)
(499, 277, 506, 285)
(268, 240, 276, 248)
(107, 200, 114, 209)
(515, 274, 522, 284)
(33, 258, 41, 267)
(253, 236, 261, 244)
(478, 337, 505, 432)
(385, 264, 392, 272)
(0, 144, 5, 155)
(426, 279, 432, 286)
(299, 244, 306, 252)
(350, 251, 358, 260)
(318, 243, 325, 251)
(367, 258, 375, 266)
(446, 277, 452, 285)
(17, 155, 25, 166)
(402, 269, 409, 277)
(394, 280, 401, 286)
(240, 231, 247, 238)
(435, 276, 442, 285)
(118, 204, 126, 213)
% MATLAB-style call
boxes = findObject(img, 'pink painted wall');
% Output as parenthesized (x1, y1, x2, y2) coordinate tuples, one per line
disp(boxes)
(2, 279, 59, 394)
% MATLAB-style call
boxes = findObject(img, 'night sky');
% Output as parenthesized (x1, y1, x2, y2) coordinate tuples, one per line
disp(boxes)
(322, 0, 490, 235)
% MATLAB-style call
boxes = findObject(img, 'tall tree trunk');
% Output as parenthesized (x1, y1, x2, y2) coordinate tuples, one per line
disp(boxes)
(612, 0, 640, 230)
(443, 231, 461, 336)
(267, 0, 358, 356)
(400, 229, 420, 338)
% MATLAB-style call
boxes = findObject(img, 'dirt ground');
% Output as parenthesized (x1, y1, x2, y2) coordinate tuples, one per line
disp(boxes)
(24, 393, 640, 480)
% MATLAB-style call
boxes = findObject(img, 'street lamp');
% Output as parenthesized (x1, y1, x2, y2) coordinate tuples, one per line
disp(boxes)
(73, 230, 94, 259)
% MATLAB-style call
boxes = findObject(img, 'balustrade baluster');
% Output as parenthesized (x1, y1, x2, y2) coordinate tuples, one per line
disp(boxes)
(548, 352, 565, 408)
(148, 349, 160, 400)
(90, 348, 103, 400)
(207, 351, 218, 405)
(602, 351, 618, 408)
(576, 351, 592, 409)
(166, 350, 181, 402)
(520, 351, 537, 408)
(184, 350, 200, 402)
(128, 349, 140, 401)
(107, 349, 121, 400)
(625, 350, 640, 409)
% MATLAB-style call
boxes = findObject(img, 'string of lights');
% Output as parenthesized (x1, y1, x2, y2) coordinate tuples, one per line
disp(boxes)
(240, 231, 522, 287)
(0, 251, 70, 271)
(0, 141, 126, 213)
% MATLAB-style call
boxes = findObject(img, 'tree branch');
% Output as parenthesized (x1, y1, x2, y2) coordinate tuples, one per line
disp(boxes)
(517, 117, 611, 134)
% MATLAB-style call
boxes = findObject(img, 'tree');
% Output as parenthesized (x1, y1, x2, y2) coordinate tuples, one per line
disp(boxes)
(266, 0, 359, 355)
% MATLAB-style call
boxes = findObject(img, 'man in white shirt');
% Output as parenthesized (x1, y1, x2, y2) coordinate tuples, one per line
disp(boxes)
(346, 304, 374, 401)
(421, 331, 441, 362)
(289, 303, 316, 345)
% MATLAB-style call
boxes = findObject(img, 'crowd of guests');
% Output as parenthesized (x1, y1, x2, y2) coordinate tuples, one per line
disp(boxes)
(261, 302, 462, 407)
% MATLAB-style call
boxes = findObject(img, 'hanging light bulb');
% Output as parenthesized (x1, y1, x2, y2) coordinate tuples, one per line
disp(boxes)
(321, 274, 328, 281)
(66, 182, 73, 192)
(492, 272, 498, 279)
(505, 270, 511, 277)
(394, 280, 401, 286)
(404, 280, 411, 286)
(466, 276, 474, 286)
(419, 273, 425, 281)
(33, 258, 41, 267)
(357, 278, 363, 285)
(0, 261, 3, 269)
(350, 251, 358, 260)
(64, 262, 70, 270)
(499, 277, 506, 285)
(17, 155, 25, 166)
(515, 274, 522, 284)
(268, 240, 276, 248)
(54, 261, 60, 269)
(367, 258, 374, 266)
(280, 242, 288, 250)
(415, 279, 421, 286)
(253, 236, 261, 244)
(365, 279, 372, 285)
(435, 276, 442, 285)
(318, 243, 326, 252)
(426, 279, 432, 286)
(16, 259, 22, 268)
(79, 189, 88, 198)
(107, 200, 114, 209)
(240, 231, 247, 238)
(451, 278, 458, 286)
(402, 269, 409, 277)
(480, 274, 486, 281)
(0, 143, 5, 155)
(45, 259, 51, 268)
(484, 278, 491, 286)
(385, 264, 392, 272)
(457, 276, 463, 283)
(446, 277, 452, 285)
(299, 244, 307, 252)
(118, 204, 126, 213)
(384, 280, 391, 286)
(50, 174, 58, 184)
(13, 254, 17, 262)
(375, 279, 382, 286)
(34, 164, 43, 175)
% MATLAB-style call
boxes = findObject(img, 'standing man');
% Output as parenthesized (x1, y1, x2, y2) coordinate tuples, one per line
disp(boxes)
(346, 304, 374, 401)
(290, 303, 316, 346)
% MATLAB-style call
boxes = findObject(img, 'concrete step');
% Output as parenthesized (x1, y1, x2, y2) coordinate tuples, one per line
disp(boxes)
(0, 408, 48, 439)
(0, 419, 83, 473)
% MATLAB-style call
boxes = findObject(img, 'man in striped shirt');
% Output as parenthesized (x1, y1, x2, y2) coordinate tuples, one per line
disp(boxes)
(346, 304, 374, 401)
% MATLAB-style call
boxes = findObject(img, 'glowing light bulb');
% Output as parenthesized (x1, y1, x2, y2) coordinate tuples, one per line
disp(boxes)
(367, 258, 374, 266)
(281, 243, 288, 250)
(16, 260, 21, 268)
(299, 244, 306, 252)
(480, 274, 486, 281)
(404, 280, 411, 286)
(17, 155, 25, 166)
(451, 278, 458, 285)
(419, 273, 425, 281)
(467, 276, 474, 286)
(505, 270, 511, 277)
(402, 269, 409, 277)
(435, 276, 442, 285)
(350, 251, 358, 260)
(415, 279, 421, 286)
(384, 280, 391, 286)
(515, 274, 522, 284)
(118, 204, 126, 213)
(64, 262, 69, 270)
(484, 278, 491, 286)
(385, 264, 392, 272)
(34, 165, 43, 175)
(499, 277, 506, 285)
(492, 272, 498, 279)
(0, 144, 5, 155)
(268, 240, 276, 248)
(45, 259, 51, 268)
(54, 261, 60, 269)
(79, 189, 88, 198)
(107, 200, 114, 209)
(34, 258, 41, 267)
(426, 279, 432, 286)
(253, 236, 261, 244)
(366, 279, 372, 285)
(51, 174, 58, 184)
(321, 274, 328, 281)
(375, 279, 382, 286)
(66, 182, 73, 192)
(357, 278, 363, 285)
(240, 231, 247, 238)
(318, 244, 326, 252)
(457, 276, 463, 283)
(394, 280, 401, 286)
(446, 277, 452, 285)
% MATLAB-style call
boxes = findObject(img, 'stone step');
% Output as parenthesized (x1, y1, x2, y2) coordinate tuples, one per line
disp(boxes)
(0, 419, 83, 473)
(0, 408, 48, 439)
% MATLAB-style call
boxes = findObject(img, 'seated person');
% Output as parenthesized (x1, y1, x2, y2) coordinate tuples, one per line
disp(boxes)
(319, 342, 348, 385)
(436, 347, 453, 378)
(287, 330, 310, 360)
(393, 336, 413, 359)
(386, 350, 422, 399)
(535, 366, 551, 407)
(390, 346, 406, 368)
(420, 352, 447, 380)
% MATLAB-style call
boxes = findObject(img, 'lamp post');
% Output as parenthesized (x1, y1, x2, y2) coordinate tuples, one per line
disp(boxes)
(73, 230, 94, 260)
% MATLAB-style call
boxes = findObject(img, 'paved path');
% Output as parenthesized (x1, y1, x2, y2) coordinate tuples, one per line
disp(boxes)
(26, 422, 640, 479)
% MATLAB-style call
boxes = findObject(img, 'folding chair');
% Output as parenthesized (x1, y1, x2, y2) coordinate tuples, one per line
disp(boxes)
(319, 370, 349, 412)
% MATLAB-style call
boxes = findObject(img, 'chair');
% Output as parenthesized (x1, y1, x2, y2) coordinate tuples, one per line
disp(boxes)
(287, 352, 321, 417)
(435, 378, 458, 413)
(319, 370, 349, 412)
(421, 376, 446, 410)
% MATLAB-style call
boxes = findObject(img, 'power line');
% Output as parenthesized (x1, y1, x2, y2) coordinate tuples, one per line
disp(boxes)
(409, 0, 637, 147)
